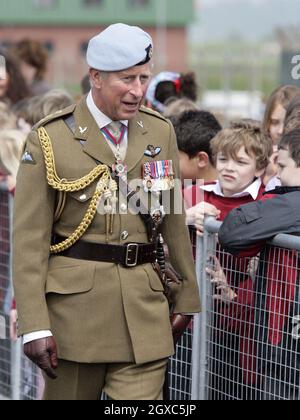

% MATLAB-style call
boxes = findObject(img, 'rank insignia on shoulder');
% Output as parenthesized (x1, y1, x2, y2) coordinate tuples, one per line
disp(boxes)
(142, 160, 175, 192)
(144, 145, 162, 158)
(79, 126, 87, 135)
(21, 151, 36, 165)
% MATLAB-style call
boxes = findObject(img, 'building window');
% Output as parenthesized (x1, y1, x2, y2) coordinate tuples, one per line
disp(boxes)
(128, 0, 149, 7)
(33, 0, 57, 8)
(83, 0, 103, 7)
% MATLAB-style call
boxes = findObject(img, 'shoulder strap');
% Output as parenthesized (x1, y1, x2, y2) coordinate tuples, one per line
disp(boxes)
(64, 115, 76, 134)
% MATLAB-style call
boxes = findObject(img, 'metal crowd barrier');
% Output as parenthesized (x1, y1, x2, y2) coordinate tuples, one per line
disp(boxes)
(2, 189, 300, 400)
(190, 217, 300, 400)
(0, 185, 13, 399)
(0, 186, 43, 401)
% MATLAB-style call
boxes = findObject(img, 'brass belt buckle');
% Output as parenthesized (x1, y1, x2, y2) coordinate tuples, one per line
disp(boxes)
(125, 243, 139, 267)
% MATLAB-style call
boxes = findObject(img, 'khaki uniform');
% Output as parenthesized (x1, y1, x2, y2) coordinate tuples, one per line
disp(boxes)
(13, 98, 201, 366)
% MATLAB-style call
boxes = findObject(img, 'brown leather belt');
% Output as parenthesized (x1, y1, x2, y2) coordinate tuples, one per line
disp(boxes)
(54, 235, 157, 267)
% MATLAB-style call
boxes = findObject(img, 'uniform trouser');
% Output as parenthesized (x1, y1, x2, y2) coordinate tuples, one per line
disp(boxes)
(43, 358, 168, 400)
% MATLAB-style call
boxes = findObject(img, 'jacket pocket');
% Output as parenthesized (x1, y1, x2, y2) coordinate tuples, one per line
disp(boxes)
(46, 256, 95, 294)
(240, 203, 262, 223)
(68, 183, 96, 203)
(142, 264, 164, 292)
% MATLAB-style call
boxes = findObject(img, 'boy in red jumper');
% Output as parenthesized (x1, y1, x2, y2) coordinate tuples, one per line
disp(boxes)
(184, 125, 273, 399)
(184, 125, 273, 235)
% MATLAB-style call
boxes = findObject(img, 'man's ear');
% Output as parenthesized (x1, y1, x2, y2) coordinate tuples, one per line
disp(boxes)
(197, 152, 209, 169)
(89, 69, 102, 89)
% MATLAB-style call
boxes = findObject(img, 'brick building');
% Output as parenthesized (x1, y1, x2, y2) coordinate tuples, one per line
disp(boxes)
(0, 0, 194, 91)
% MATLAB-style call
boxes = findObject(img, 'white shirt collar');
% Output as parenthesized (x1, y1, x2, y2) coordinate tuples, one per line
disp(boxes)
(86, 91, 128, 129)
(201, 177, 262, 200)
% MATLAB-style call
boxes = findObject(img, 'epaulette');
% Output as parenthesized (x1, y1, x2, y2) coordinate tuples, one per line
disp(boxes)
(139, 105, 169, 123)
(33, 103, 76, 130)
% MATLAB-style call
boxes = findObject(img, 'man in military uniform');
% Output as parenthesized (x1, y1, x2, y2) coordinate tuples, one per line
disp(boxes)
(13, 23, 201, 400)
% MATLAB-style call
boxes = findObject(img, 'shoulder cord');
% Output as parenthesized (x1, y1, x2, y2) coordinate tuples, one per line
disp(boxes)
(37, 127, 111, 254)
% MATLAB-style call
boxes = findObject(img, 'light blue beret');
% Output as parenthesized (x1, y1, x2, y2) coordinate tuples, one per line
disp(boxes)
(86, 23, 153, 72)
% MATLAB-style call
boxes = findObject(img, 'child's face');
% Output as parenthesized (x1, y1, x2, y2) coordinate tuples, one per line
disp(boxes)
(179, 151, 215, 182)
(179, 151, 199, 181)
(216, 146, 264, 197)
(277, 148, 300, 187)
(269, 104, 286, 146)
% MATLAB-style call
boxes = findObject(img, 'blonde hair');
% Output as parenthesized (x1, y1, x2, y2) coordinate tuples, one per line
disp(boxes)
(211, 127, 272, 171)
(230, 118, 261, 131)
(27, 89, 74, 125)
(0, 130, 26, 178)
(163, 98, 199, 118)
(0, 101, 17, 129)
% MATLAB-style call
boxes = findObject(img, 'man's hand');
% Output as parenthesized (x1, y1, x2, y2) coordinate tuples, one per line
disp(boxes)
(171, 314, 192, 344)
(263, 148, 279, 185)
(186, 202, 221, 236)
(24, 337, 58, 379)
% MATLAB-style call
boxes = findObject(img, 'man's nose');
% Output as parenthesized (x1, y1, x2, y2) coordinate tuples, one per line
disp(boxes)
(129, 79, 144, 98)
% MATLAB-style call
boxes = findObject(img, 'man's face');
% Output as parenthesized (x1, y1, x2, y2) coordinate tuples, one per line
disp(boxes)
(277, 148, 300, 187)
(216, 146, 264, 197)
(91, 63, 152, 121)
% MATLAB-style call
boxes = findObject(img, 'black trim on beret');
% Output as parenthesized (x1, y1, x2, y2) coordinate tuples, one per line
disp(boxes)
(136, 44, 153, 66)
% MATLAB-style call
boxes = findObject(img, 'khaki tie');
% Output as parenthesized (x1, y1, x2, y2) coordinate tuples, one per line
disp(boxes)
(102, 121, 127, 161)
(106, 121, 124, 144)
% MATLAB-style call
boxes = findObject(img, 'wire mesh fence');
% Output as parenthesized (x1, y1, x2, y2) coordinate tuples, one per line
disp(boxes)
(167, 228, 197, 400)
(0, 186, 43, 401)
(0, 186, 13, 399)
(196, 217, 300, 400)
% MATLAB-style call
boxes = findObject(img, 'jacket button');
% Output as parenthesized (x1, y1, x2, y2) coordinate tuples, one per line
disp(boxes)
(80, 194, 87, 201)
(121, 231, 129, 241)
(120, 203, 127, 212)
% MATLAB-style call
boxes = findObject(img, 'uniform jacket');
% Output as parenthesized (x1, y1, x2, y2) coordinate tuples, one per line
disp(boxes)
(13, 98, 201, 364)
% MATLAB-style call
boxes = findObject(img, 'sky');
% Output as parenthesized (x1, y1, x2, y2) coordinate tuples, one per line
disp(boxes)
(191, 0, 300, 42)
